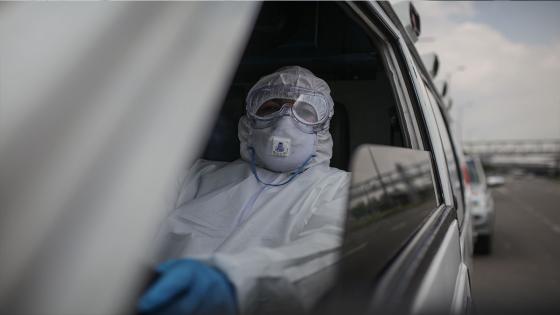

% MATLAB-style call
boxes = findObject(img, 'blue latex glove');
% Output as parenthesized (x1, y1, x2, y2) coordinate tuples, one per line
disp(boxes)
(138, 259, 237, 315)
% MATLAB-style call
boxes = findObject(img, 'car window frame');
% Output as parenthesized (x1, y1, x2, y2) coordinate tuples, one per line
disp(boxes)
(421, 79, 466, 226)
(350, 2, 455, 212)
(343, 2, 446, 201)
(338, 1, 416, 150)
(372, 17, 455, 209)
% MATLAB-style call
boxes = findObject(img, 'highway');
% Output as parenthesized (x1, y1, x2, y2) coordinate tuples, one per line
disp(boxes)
(471, 176, 560, 315)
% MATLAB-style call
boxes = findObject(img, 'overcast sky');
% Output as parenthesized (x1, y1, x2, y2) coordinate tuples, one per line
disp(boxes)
(414, 1, 560, 142)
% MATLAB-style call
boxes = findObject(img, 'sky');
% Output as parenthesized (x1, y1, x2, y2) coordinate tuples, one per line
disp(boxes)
(414, 1, 560, 142)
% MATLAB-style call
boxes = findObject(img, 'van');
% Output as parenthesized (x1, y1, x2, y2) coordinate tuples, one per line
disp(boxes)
(0, 2, 472, 314)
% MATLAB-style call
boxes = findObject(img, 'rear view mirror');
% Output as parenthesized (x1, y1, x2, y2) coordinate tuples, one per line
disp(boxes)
(393, 1, 421, 43)
(486, 175, 505, 187)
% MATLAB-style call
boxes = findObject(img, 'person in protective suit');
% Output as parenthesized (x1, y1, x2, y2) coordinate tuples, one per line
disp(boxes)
(138, 66, 350, 315)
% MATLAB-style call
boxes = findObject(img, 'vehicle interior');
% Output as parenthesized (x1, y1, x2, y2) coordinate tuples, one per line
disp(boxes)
(201, 1, 407, 171)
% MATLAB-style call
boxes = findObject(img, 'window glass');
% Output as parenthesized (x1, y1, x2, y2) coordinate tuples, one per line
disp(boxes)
(423, 83, 465, 223)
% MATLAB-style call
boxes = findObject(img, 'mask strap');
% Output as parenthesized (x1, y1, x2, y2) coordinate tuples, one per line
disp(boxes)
(248, 147, 315, 187)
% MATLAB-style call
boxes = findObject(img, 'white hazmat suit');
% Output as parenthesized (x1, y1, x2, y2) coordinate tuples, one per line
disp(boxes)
(155, 66, 350, 314)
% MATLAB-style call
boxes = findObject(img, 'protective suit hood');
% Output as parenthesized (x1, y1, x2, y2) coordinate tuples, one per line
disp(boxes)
(239, 66, 335, 171)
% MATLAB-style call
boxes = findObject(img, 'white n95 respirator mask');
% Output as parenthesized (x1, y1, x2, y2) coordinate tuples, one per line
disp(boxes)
(250, 116, 316, 173)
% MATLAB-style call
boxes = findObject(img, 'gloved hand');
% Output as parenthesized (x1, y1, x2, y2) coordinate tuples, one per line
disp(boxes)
(138, 259, 237, 315)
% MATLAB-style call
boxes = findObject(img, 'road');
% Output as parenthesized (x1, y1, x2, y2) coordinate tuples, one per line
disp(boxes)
(471, 176, 560, 315)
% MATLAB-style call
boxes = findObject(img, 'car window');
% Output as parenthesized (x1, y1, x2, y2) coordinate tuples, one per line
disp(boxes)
(309, 3, 458, 313)
(196, 1, 441, 309)
(423, 82, 465, 224)
(204, 1, 410, 170)
(142, 2, 466, 314)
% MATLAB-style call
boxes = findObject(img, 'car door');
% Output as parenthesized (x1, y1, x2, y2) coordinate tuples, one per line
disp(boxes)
(424, 80, 474, 270)
(311, 2, 471, 314)
(383, 1, 472, 312)
(420, 81, 473, 315)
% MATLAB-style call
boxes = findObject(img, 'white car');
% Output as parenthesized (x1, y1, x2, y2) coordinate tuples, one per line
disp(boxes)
(465, 156, 496, 254)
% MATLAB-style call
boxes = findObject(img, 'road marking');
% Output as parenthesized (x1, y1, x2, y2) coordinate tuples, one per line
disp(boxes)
(497, 189, 560, 236)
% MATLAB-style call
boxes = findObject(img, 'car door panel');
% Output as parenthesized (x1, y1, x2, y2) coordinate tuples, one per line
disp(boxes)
(412, 220, 462, 315)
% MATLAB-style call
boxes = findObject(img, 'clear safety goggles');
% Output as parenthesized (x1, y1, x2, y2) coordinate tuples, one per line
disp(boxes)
(246, 86, 331, 133)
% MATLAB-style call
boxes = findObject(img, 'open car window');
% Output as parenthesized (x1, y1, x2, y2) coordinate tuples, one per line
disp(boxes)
(202, 2, 409, 171)
(196, 2, 443, 312)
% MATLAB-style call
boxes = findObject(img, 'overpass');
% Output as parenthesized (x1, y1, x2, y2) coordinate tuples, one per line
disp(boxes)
(463, 139, 560, 156)
(462, 139, 560, 175)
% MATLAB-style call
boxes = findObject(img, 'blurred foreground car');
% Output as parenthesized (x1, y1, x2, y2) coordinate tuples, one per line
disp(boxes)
(0, 1, 472, 314)
(465, 156, 496, 254)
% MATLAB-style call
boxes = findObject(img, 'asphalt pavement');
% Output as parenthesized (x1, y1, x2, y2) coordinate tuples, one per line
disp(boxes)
(471, 176, 560, 315)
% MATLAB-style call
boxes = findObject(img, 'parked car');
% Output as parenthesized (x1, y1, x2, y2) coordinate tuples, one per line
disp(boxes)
(0, 1, 472, 314)
(465, 155, 496, 254)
